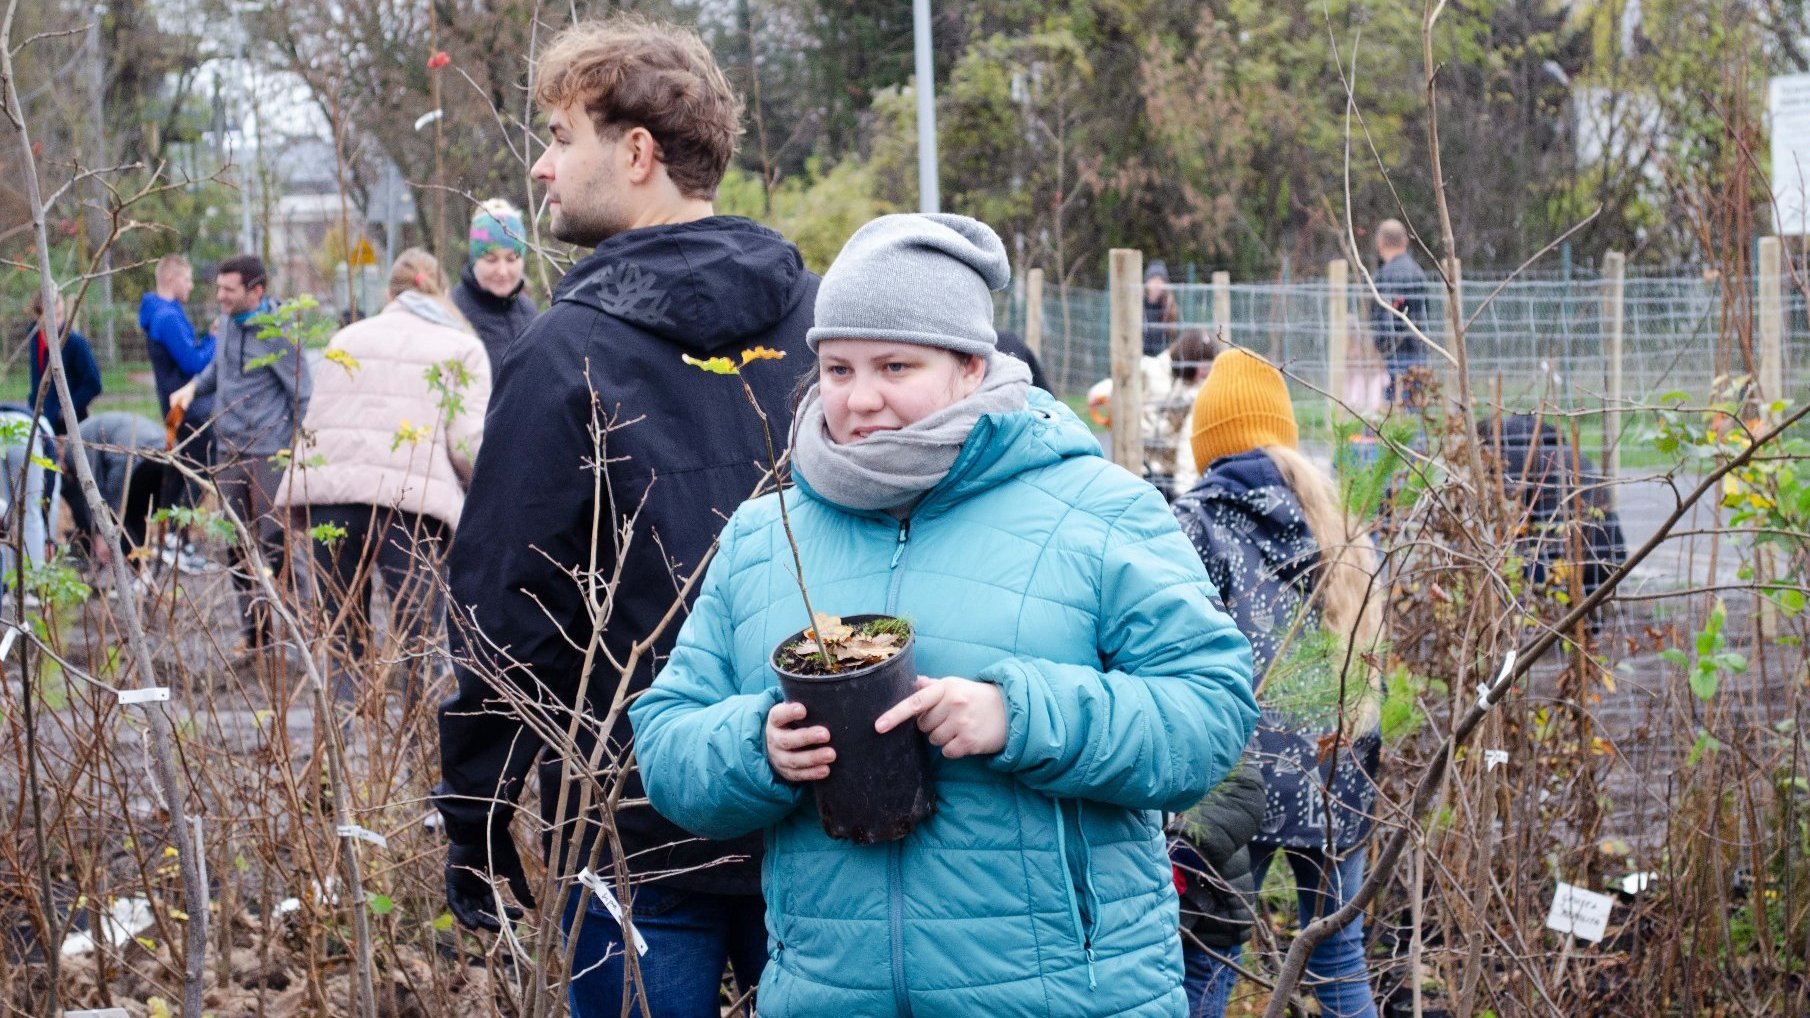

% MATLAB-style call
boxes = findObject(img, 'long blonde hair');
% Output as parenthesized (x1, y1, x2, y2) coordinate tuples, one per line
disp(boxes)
(1262, 444, 1384, 717)
(387, 248, 471, 330)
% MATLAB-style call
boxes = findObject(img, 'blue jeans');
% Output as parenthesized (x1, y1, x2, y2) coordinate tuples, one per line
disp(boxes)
(1182, 939, 1241, 1017)
(1250, 844, 1378, 1018)
(1384, 354, 1426, 408)
(563, 881, 767, 1018)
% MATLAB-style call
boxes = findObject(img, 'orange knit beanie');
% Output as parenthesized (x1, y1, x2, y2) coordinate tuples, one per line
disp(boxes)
(1190, 348, 1299, 467)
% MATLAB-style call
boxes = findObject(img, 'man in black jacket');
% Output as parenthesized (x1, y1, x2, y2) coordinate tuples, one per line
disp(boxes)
(435, 16, 816, 1017)
(1368, 219, 1430, 407)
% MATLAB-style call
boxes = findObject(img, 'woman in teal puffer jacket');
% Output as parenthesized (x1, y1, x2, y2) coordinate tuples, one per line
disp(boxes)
(631, 214, 1258, 1018)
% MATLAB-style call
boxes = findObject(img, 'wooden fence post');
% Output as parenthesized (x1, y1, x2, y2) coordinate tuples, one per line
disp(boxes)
(1109, 249, 1145, 472)
(1025, 267, 1044, 360)
(1759, 236, 1784, 410)
(1212, 270, 1231, 346)
(1328, 259, 1349, 431)
(1603, 251, 1626, 480)
(1754, 237, 1785, 628)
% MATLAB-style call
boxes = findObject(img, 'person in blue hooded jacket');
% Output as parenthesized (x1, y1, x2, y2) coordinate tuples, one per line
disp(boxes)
(138, 254, 217, 569)
(138, 254, 216, 420)
(632, 213, 1259, 1018)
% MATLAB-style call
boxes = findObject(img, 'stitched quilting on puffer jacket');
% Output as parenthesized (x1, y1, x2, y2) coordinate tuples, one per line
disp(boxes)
(632, 392, 1258, 1018)
(276, 300, 490, 530)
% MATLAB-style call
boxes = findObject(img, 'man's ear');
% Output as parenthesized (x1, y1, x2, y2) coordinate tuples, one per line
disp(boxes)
(622, 125, 660, 186)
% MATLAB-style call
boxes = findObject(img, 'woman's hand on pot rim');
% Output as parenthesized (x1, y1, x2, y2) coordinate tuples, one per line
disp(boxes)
(766, 701, 834, 783)
(875, 676, 1007, 758)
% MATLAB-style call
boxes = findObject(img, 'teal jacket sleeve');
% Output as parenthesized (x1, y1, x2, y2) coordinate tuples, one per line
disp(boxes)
(982, 484, 1258, 812)
(630, 511, 805, 840)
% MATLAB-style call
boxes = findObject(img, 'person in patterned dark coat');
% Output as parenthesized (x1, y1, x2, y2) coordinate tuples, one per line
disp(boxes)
(1172, 349, 1385, 1018)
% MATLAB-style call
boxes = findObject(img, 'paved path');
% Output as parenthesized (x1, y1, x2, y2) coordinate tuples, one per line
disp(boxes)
(1611, 472, 1742, 592)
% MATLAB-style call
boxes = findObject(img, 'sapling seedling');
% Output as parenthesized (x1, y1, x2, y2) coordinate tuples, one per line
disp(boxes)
(686, 347, 917, 674)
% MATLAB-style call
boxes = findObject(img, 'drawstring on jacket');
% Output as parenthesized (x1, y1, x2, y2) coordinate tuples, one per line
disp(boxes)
(1052, 799, 1099, 990)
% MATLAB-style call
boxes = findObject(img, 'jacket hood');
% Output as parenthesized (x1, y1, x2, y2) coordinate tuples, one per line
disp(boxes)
(138, 292, 176, 331)
(458, 263, 526, 310)
(1190, 449, 1289, 500)
(552, 216, 808, 354)
(1178, 451, 1318, 584)
(794, 389, 1105, 518)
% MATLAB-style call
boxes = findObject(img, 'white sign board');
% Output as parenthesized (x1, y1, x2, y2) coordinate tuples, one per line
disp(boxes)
(1545, 881, 1614, 943)
(1770, 74, 1810, 235)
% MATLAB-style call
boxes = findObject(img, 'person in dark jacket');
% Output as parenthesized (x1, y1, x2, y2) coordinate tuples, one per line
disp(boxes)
(451, 199, 537, 370)
(434, 17, 816, 1018)
(1174, 350, 1386, 1018)
(70, 412, 171, 562)
(1144, 259, 1181, 356)
(1481, 414, 1626, 596)
(1368, 219, 1429, 407)
(993, 328, 1052, 392)
(27, 287, 104, 554)
(26, 289, 102, 437)
(1171, 761, 1268, 1016)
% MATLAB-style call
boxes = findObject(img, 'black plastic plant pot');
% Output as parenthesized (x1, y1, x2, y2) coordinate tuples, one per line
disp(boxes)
(772, 614, 936, 844)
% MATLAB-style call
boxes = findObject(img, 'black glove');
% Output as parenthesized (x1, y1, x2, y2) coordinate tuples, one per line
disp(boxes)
(445, 834, 538, 932)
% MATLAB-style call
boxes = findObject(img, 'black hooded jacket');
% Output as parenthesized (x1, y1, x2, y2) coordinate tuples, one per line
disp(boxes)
(1171, 760, 1267, 947)
(452, 263, 538, 369)
(1481, 414, 1626, 595)
(437, 217, 818, 895)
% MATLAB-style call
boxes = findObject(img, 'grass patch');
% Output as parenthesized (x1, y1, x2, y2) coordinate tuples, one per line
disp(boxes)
(0, 360, 165, 422)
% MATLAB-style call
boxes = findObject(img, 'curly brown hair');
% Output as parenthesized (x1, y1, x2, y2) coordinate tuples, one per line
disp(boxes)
(534, 15, 743, 200)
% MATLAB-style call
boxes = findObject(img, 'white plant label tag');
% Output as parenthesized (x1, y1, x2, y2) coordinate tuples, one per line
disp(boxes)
(0, 625, 17, 660)
(335, 824, 388, 849)
(66, 1010, 132, 1018)
(578, 868, 649, 956)
(116, 686, 171, 705)
(1484, 749, 1509, 772)
(1545, 881, 1613, 943)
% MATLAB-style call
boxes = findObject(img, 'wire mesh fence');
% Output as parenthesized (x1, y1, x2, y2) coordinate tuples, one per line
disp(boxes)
(1000, 267, 1809, 410)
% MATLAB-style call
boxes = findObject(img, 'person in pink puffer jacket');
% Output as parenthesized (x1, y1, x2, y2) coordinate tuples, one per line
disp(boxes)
(278, 248, 494, 714)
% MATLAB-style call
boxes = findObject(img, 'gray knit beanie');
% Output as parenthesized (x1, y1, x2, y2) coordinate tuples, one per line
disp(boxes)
(807, 213, 1010, 357)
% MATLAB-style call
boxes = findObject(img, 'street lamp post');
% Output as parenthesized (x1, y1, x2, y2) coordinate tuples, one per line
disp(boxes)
(86, 5, 117, 360)
(233, 2, 254, 254)
(913, 0, 938, 214)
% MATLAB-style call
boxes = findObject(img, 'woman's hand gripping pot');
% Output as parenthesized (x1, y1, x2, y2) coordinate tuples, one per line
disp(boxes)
(766, 676, 1007, 782)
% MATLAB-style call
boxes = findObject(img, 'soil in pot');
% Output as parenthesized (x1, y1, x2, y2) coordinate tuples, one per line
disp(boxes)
(773, 614, 936, 844)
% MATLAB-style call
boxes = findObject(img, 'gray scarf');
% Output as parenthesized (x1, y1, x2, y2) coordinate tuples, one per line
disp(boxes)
(791, 351, 1033, 513)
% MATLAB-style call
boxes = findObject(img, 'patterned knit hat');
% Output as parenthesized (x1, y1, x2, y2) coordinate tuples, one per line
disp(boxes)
(1190, 347, 1299, 467)
(469, 199, 526, 261)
